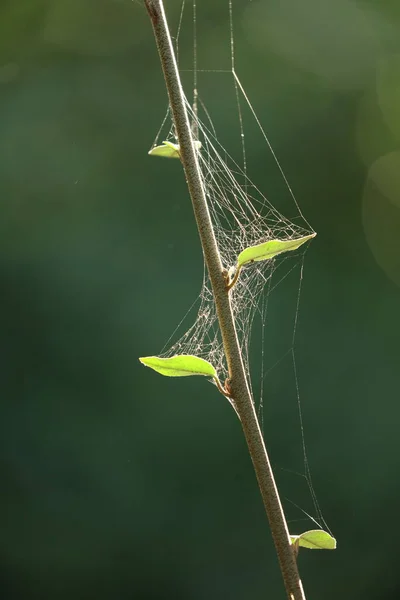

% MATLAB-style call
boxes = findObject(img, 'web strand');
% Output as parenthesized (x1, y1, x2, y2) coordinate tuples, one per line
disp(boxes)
(192, 0, 198, 139)
(229, 0, 247, 183)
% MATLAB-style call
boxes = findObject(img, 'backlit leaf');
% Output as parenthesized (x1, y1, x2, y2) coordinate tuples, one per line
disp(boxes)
(148, 140, 201, 159)
(237, 233, 316, 268)
(290, 529, 336, 550)
(139, 354, 216, 378)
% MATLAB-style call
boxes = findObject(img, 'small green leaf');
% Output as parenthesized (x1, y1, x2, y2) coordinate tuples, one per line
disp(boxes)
(237, 233, 316, 268)
(290, 530, 336, 550)
(148, 141, 180, 158)
(148, 140, 201, 159)
(139, 354, 216, 378)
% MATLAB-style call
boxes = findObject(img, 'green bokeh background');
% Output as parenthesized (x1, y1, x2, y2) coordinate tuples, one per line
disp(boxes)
(1, 1, 400, 598)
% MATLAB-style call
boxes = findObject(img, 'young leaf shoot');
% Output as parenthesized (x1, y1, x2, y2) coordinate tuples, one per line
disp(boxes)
(290, 530, 337, 551)
(139, 354, 216, 378)
(237, 233, 316, 268)
(228, 233, 316, 289)
(148, 139, 201, 159)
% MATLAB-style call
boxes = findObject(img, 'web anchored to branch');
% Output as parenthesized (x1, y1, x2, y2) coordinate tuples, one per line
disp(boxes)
(145, 0, 332, 536)
(153, 4, 313, 381)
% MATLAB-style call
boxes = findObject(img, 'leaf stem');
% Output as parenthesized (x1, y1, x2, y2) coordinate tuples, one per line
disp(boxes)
(214, 375, 231, 399)
(226, 264, 241, 291)
(144, 2, 306, 598)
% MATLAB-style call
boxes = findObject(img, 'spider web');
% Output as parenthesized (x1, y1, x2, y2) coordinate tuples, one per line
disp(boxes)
(150, 0, 330, 534)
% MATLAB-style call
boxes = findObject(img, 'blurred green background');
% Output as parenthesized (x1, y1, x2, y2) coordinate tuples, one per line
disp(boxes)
(1, 1, 400, 598)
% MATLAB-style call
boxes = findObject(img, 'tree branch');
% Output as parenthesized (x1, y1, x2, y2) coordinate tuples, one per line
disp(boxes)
(143, 2, 306, 598)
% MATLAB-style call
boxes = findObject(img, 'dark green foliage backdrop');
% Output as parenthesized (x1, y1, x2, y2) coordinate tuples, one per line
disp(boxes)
(1, 1, 400, 599)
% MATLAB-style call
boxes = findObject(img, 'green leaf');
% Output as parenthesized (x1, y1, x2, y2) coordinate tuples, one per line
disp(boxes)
(290, 530, 336, 550)
(148, 140, 201, 159)
(139, 354, 216, 378)
(148, 141, 180, 159)
(237, 233, 316, 268)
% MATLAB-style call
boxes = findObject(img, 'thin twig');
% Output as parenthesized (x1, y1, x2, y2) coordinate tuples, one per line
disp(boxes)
(143, 2, 306, 598)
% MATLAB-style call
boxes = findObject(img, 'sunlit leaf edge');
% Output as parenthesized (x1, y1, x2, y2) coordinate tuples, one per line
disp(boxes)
(139, 354, 217, 378)
(290, 529, 336, 550)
